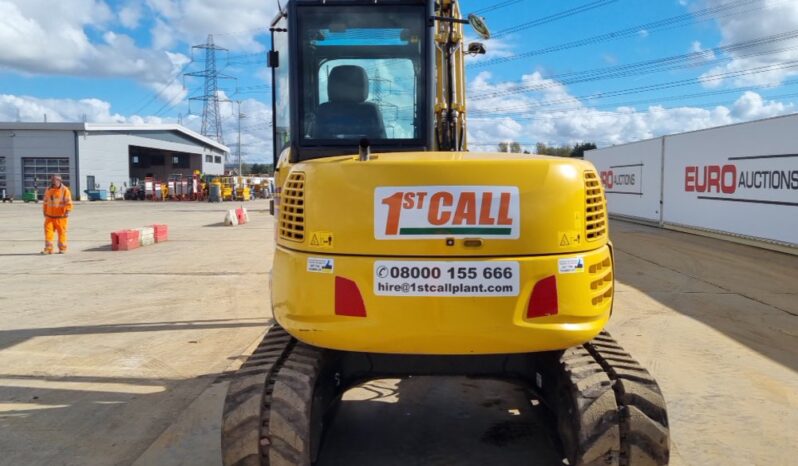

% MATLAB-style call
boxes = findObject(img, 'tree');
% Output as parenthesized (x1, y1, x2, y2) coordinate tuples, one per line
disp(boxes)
(497, 142, 523, 153)
(248, 163, 274, 175)
(570, 142, 598, 158)
(535, 142, 573, 157)
(244, 163, 274, 175)
(533, 142, 597, 158)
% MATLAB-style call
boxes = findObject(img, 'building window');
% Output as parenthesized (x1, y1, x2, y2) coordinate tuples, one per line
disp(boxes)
(22, 158, 70, 196)
(206, 154, 213, 163)
(215, 156, 222, 164)
(172, 155, 190, 169)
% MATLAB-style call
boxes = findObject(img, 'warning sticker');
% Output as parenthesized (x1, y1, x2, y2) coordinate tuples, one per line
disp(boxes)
(558, 257, 585, 274)
(558, 231, 582, 247)
(307, 257, 334, 274)
(309, 231, 334, 248)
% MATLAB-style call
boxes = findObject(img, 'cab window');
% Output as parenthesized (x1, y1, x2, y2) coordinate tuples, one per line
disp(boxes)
(297, 5, 426, 144)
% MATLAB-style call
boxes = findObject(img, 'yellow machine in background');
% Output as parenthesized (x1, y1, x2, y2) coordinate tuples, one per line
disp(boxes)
(235, 185, 251, 201)
(219, 177, 234, 201)
(234, 177, 251, 201)
(222, 1, 669, 465)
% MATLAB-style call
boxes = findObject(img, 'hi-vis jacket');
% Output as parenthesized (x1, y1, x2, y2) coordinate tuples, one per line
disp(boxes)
(43, 186, 73, 218)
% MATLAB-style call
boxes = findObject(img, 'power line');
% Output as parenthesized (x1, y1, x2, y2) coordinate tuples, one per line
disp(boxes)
(472, 0, 768, 68)
(493, 0, 618, 38)
(211, 27, 269, 37)
(128, 60, 193, 115)
(470, 29, 798, 100)
(469, 84, 798, 122)
(153, 85, 195, 118)
(471, 0, 524, 16)
(470, 60, 798, 116)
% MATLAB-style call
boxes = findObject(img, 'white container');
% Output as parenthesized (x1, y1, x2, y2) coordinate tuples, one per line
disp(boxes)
(585, 138, 663, 223)
(135, 227, 156, 246)
(224, 210, 238, 226)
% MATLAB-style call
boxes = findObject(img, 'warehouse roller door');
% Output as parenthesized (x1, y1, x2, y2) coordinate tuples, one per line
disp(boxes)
(0, 157, 6, 196)
(22, 158, 71, 197)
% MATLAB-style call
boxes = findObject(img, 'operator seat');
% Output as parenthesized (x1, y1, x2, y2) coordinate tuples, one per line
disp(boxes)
(313, 65, 387, 139)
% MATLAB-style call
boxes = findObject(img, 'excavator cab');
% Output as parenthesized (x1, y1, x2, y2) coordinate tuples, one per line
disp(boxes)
(269, 0, 432, 161)
(222, 2, 670, 465)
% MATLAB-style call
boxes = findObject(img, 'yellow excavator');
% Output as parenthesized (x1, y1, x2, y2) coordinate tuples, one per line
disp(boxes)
(222, 1, 669, 465)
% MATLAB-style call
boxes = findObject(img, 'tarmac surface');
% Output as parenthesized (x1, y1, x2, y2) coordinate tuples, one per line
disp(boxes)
(0, 200, 795, 466)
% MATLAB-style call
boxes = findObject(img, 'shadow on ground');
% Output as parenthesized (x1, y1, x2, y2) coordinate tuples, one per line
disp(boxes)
(0, 319, 271, 352)
(318, 376, 563, 466)
(610, 221, 798, 373)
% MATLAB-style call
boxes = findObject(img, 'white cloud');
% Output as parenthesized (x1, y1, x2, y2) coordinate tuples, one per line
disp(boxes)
(464, 36, 515, 64)
(176, 95, 274, 162)
(144, 0, 279, 52)
(150, 18, 176, 50)
(695, 0, 798, 88)
(465, 73, 793, 152)
(118, 2, 142, 29)
(731, 90, 788, 119)
(0, 0, 185, 85)
(0, 94, 147, 124)
(690, 41, 716, 62)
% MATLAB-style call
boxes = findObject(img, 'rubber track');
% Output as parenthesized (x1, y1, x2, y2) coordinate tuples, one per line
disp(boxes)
(584, 331, 670, 466)
(267, 342, 326, 466)
(221, 325, 294, 466)
(556, 345, 621, 465)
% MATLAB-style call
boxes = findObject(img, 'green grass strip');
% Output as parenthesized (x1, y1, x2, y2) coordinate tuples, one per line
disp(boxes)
(399, 227, 512, 235)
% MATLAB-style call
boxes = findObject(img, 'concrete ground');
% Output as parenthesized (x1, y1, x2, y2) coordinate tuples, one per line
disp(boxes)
(0, 200, 795, 466)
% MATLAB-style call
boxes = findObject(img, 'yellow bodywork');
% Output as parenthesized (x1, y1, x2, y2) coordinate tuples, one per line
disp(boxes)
(268, 1, 612, 356)
(271, 152, 613, 355)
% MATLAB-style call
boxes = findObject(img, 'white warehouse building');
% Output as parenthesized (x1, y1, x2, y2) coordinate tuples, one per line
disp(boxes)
(585, 113, 798, 250)
(0, 123, 229, 200)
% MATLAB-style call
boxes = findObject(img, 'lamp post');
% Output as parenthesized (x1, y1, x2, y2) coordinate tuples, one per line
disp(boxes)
(237, 100, 247, 175)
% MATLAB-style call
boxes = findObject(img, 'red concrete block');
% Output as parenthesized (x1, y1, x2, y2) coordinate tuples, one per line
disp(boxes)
(150, 224, 168, 242)
(111, 229, 140, 251)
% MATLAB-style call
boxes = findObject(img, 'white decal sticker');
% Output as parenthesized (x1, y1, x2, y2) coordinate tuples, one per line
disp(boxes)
(374, 261, 520, 297)
(307, 257, 334, 274)
(558, 257, 585, 274)
(374, 186, 520, 239)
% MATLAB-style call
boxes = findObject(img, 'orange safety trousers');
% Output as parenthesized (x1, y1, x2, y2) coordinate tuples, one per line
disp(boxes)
(44, 217, 69, 252)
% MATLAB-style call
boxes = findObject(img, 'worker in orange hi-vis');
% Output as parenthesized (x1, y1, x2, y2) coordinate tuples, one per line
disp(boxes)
(42, 175, 73, 255)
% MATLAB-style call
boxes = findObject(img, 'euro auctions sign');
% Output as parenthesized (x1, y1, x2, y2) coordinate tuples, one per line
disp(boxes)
(683, 155, 798, 206)
(374, 186, 520, 239)
(599, 163, 643, 195)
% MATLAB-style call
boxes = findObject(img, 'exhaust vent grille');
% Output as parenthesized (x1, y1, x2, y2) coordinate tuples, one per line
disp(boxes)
(584, 171, 607, 241)
(279, 172, 305, 242)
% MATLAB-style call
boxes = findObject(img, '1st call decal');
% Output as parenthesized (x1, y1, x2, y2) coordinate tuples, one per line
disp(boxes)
(374, 186, 520, 239)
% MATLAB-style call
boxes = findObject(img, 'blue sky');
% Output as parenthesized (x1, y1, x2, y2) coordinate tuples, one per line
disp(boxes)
(1, 0, 797, 160)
